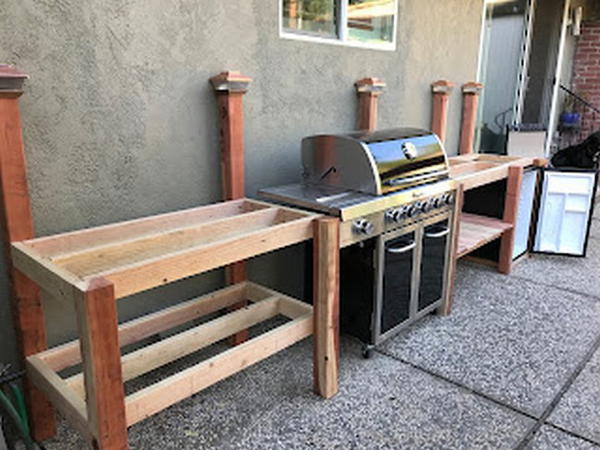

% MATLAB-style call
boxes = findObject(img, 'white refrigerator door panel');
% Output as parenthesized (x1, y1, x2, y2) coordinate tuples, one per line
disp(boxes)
(534, 171, 596, 255)
(513, 170, 537, 259)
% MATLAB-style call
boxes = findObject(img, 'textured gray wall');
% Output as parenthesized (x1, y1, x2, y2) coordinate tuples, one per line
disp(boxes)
(0, 0, 483, 365)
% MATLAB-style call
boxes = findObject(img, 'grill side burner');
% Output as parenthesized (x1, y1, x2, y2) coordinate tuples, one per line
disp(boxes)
(259, 128, 460, 357)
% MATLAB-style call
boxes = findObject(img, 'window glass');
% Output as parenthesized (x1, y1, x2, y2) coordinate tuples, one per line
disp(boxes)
(282, 0, 337, 37)
(347, 0, 395, 44)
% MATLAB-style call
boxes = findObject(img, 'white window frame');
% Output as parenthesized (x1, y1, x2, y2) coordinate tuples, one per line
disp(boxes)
(279, 0, 398, 51)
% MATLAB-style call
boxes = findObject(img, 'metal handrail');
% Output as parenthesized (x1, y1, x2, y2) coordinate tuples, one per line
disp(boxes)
(559, 84, 600, 115)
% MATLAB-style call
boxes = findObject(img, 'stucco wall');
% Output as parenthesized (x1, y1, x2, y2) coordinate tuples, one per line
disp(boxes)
(0, 0, 483, 365)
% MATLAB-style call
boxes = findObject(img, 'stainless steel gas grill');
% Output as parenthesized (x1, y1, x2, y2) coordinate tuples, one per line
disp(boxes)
(260, 128, 460, 358)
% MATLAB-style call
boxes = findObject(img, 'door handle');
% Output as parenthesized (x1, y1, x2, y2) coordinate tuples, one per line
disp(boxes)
(386, 241, 416, 254)
(425, 226, 450, 238)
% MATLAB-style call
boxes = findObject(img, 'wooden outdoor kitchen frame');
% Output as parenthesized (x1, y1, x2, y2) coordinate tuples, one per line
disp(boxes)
(0, 67, 341, 450)
(448, 153, 547, 274)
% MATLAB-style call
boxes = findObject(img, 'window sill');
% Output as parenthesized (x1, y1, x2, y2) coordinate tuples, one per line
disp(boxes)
(279, 31, 396, 52)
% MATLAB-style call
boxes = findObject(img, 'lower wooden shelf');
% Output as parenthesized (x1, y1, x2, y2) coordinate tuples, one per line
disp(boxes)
(25, 281, 313, 439)
(457, 213, 513, 258)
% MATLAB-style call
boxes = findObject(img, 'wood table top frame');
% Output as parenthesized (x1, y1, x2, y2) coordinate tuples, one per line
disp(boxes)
(10, 197, 340, 449)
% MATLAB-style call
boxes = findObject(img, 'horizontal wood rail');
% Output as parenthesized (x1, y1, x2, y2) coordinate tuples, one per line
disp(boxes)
(12, 199, 319, 299)
(26, 356, 90, 443)
(27, 282, 313, 430)
(66, 295, 283, 395)
(125, 309, 312, 426)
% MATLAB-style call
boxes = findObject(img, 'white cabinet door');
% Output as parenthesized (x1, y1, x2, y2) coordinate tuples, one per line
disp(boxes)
(534, 170, 597, 256)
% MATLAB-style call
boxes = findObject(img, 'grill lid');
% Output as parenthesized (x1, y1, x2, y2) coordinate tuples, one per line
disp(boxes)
(301, 128, 449, 195)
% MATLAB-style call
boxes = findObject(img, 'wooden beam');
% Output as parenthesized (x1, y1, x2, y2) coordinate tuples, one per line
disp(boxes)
(26, 356, 90, 444)
(459, 82, 483, 155)
(38, 282, 251, 372)
(28, 199, 265, 258)
(313, 217, 340, 399)
(67, 296, 282, 396)
(211, 71, 252, 345)
(431, 80, 454, 144)
(124, 314, 312, 426)
(438, 184, 463, 316)
(0, 66, 56, 440)
(74, 278, 128, 450)
(12, 242, 87, 303)
(53, 207, 280, 276)
(94, 215, 315, 299)
(355, 78, 385, 131)
(498, 166, 523, 274)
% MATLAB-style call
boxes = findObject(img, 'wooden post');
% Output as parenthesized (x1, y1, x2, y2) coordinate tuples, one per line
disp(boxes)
(498, 166, 523, 274)
(431, 80, 454, 144)
(438, 183, 464, 316)
(355, 78, 386, 131)
(313, 217, 340, 399)
(75, 278, 128, 450)
(0, 65, 57, 440)
(210, 71, 252, 345)
(459, 82, 483, 155)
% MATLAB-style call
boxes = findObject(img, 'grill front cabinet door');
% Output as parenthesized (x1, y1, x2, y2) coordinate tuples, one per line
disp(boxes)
(381, 232, 416, 333)
(418, 220, 450, 311)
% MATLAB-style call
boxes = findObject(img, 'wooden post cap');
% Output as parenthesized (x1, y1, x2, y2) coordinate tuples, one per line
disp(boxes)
(0, 65, 29, 96)
(432, 80, 454, 94)
(355, 77, 386, 95)
(210, 71, 252, 93)
(462, 81, 483, 95)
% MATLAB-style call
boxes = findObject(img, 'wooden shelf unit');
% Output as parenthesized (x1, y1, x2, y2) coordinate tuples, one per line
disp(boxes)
(449, 154, 534, 275)
(11, 198, 339, 449)
(457, 213, 513, 258)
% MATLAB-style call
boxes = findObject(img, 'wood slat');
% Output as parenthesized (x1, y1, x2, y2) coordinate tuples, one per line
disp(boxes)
(26, 356, 90, 443)
(124, 314, 313, 426)
(66, 295, 282, 396)
(12, 242, 87, 303)
(96, 216, 315, 299)
(245, 281, 312, 319)
(38, 282, 252, 372)
(54, 207, 281, 277)
(26, 199, 266, 258)
(457, 213, 513, 258)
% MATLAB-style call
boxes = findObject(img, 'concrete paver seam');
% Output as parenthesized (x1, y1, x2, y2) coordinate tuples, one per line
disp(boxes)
(513, 332, 600, 449)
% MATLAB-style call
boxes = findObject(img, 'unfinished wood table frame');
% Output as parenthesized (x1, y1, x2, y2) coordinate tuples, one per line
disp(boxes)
(11, 198, 340, 450)
(449, 154, 529, 275)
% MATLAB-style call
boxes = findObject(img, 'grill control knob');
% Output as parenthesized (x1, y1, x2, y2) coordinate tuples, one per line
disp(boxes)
(442, 193, 455, 205)
(352, 218, 375, 235)
(385, 208, 405, 223)
(433, 195, 445, 209)
(421, 199, 435, 213)
(406, 204, 419, 218)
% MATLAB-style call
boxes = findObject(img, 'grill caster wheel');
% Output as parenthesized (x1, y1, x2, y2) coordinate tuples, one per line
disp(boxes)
(362, 345, 374, 359)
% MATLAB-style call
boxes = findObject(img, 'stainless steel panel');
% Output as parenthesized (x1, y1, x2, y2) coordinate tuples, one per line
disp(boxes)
(259, 179, 457, 221)
(300, 128, 450, 196)
(302, 135, 381, 195)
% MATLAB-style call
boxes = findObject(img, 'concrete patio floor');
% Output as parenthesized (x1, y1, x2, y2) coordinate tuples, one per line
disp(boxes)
(43, 210, 600, 449)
